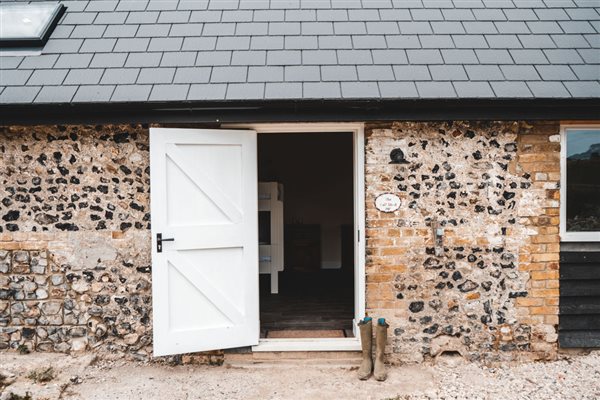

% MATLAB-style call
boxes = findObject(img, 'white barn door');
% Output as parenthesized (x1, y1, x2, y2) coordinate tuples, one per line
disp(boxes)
(150, 128, 258, 357)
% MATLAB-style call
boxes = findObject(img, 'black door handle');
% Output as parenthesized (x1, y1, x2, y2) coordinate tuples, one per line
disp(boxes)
(157, 233, 175, 253)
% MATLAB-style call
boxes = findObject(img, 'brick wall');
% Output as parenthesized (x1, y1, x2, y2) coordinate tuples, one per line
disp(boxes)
(364, 121, 560, 363)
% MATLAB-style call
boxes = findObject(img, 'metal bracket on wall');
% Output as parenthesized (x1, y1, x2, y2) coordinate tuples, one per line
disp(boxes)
(431, 218, 444, 257)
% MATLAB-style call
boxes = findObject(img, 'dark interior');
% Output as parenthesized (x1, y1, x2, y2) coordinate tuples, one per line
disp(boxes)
(258, 132, 355, 336)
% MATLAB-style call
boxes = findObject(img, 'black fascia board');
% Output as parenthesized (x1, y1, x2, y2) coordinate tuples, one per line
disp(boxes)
(0, 4, 66, 48)
(0, 98, 599, 125)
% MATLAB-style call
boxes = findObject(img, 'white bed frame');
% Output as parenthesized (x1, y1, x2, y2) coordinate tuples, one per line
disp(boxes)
(258, 182, 284, 294)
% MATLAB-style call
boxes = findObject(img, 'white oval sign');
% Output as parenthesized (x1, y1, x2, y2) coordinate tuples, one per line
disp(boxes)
(375, 193, 401, 213)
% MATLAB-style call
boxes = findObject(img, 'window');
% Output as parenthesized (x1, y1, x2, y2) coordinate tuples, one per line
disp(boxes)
(0, 2, 65, 48)
(560, 126, 600, 242)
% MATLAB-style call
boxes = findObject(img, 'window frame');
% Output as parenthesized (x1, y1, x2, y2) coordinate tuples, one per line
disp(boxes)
(0, 2, 66, 48)
(560, 124, 600, 242)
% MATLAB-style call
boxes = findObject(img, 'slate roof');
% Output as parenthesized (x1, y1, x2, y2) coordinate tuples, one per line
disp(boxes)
(0, 0, 599, 105)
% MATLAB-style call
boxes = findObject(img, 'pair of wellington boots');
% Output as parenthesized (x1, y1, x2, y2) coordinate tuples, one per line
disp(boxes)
(358, 317, 388, 381)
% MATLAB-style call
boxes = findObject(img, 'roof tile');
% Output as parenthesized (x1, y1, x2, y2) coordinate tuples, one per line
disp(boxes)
(94, 11, 128, 25)
(303, 82, 341, 98)
(527, 21, 563, 34)
(73, 85, 116, 102)
(357, 65, 395, 81)
(564, 81, 600, 97)
(161, 52, 197, 66)
(501, 65, 542, 80)
(210, 66, 248, 82)
(195, 51, 231, 67)
(321, 65, 358, 81)
(465, 65, 505, 81)
(0, 86, 41, 103)
(393, 65, 431, 80)
(182, 37, 217, 51)
(34, 86, 77, 103)
(527, 81, 571, 97)
(453, 81, 495, 97)
(490, 81, 533, 97)
(441, 49, 478, 64)
(378, 81, 418, 98)
(187, 83, 227, 100)
(90, 53, 128, 68)
(285, 65, 321, 81)
(100, 68, 140, 84)
(536, 65, 578, 80)
(341, 81, 380, 98)
(79, 38, 116, 53)
(372, 49, 406, 64)
(137, 68, 176, 84)
(226, 83, 265, 99)
(452, 35, 488, 48)
(509, 49, 549, 64)
(148, 37, 184, 51)
(416, 81, 457, 97)
(64, 69, 104, 84)
(429, 65, 468, 81)
(126, 12, 160, 24)
(231, 50, 267, 65)
(0, 70, 33, 86)
(114, 38, 150, 52)
(571, 65, 600, 80)
(42, 39, 83, 54)
(543, 49, 585, 64)
(111, 84, 152, 101)
(149, 84, 190, 101)
(173, 67, 212, 83)
(27, 70, 68, 86)
(303, 50, 337, 65)
(265, 82, 303, 99)
(104, 25, 139, 38)
(407, 49, 444, 64)
(248, 66, 284, 82)
(125, 52, 163, 67)
(19, 55, 59, 69)
(319, 35, 353, 49)
(138, 24, 172, 37)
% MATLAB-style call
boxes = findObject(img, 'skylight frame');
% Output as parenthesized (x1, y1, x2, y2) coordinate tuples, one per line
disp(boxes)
(0, 2, 66, 48)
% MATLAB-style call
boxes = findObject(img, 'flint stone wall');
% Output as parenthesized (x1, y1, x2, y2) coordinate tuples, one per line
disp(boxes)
(1, 122, 560, 364)
(0, 125, 154, 360)
(365, 121, 560, 364)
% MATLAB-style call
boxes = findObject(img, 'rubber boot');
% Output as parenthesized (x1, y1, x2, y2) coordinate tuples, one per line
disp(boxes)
(357, 317, 373, 380)
(373, 318, 389, 382)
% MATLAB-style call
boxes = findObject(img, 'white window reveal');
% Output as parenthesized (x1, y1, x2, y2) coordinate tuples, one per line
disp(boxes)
(560, 126, 600, 242)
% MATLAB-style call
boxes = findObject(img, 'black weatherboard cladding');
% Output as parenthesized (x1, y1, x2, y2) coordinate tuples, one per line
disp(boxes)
(559, 251, 600, 348)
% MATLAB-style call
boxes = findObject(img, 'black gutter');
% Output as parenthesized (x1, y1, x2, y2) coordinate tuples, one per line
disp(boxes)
(1, 98, 599, 125)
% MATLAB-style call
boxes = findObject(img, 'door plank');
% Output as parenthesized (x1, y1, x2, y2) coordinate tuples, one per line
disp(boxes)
(166, 143, 243, 223)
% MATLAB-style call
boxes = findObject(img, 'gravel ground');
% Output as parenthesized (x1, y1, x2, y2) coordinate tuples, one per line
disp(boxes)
(426, 351, 600, 400)
(1, 351, 599, 400)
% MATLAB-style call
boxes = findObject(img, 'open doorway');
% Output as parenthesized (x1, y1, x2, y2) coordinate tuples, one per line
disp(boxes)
(258, 132, 355, 339)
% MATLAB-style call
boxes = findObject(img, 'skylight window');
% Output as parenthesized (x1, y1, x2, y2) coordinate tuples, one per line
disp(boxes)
(0, 2, 65, 47)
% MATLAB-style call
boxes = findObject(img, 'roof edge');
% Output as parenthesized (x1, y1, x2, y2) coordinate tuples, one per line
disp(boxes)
(1, 98, 599, 125)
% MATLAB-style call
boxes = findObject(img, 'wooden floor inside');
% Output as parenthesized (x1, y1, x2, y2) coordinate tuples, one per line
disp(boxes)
(259, 270, 354, 338)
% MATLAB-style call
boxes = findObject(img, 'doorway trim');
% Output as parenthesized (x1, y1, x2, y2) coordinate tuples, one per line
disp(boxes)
(224, 122, 365, 351)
